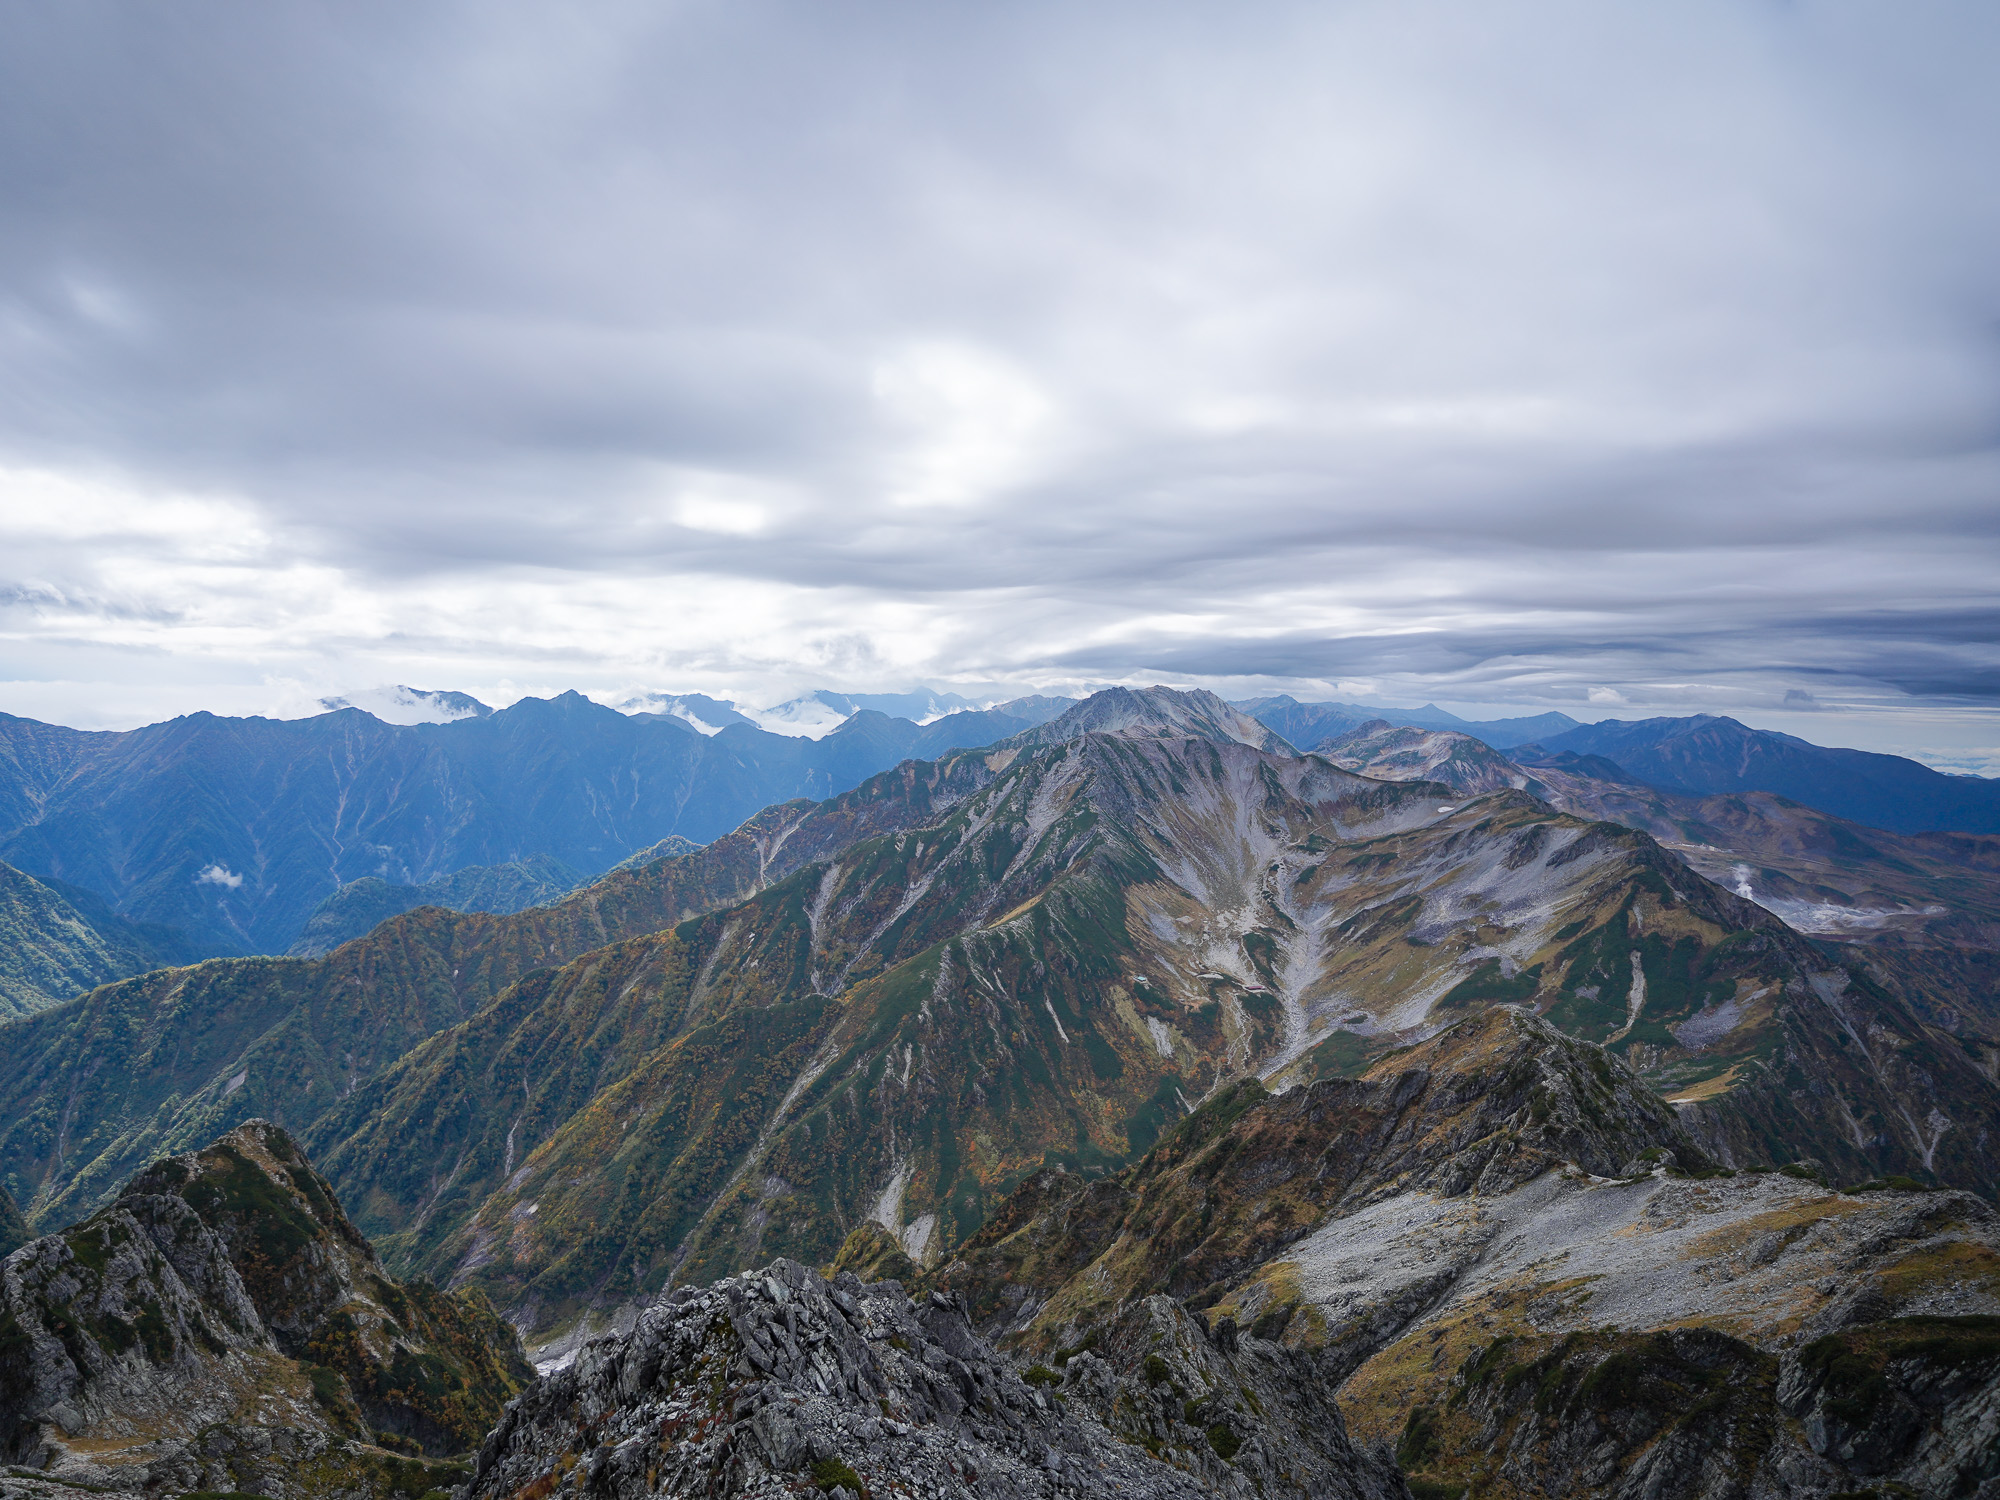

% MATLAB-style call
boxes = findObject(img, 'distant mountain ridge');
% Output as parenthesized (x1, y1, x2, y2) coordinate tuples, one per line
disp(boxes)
(1527, 712, 2000, 834)
(288, 852, 593, 957)
(0, 693, 1070, 958)
(1321, 719, 2000, 951)
(1234, 695, 1581, 750)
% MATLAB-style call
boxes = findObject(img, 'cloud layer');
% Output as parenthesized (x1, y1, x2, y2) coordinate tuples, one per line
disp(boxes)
(1, 2, 1996, 762)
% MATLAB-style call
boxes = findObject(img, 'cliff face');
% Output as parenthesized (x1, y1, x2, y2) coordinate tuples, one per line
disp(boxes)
(0, 1121, 530, 1497)
(463, 1257, 1404, 1500)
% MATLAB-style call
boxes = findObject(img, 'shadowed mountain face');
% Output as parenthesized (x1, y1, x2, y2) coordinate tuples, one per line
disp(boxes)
(0, 694, 1051, 956)
(0, 1179, 27, 1257)
(1529, 713, 2000, 835)
(0, 1121, 529, 1496)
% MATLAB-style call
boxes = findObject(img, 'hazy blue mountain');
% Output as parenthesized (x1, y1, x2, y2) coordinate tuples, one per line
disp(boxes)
(0, 692, 1056, 957)
(619, 693, 755, 732)
(839, 688, 983, 719)
(289, 852, 591, 956)
(1525, 714, 2000, 835)
(1235, 695, 1579, 749)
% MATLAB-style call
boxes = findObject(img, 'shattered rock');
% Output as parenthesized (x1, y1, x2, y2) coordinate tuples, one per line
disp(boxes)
(467, 1260, 1403, 1500)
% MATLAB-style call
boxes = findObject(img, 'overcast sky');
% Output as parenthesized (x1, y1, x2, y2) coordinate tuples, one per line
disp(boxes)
(1, 2, 1997, 767)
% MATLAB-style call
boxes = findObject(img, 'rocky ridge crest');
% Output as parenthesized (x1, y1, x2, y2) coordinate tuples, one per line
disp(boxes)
(465, 1257, 1404, 1500)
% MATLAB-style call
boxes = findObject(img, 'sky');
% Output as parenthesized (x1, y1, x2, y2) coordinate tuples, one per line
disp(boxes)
(1, 2, 1997, 770)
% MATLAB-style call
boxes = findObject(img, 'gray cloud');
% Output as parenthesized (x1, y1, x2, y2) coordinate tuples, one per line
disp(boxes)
(0, 0, 1997, 764)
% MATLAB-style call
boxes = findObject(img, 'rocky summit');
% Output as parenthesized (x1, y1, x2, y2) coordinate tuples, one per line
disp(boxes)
(463, 1257, 1402, 1500)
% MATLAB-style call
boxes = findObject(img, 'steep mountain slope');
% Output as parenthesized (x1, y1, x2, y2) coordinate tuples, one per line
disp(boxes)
(462, 1257, 1402, 1500)
(1332, 1174, 2000, 1500)
(289, 852, 589, 957)
(0, 859, 199, 1018)
(285, 717, 2000, 1357)
(1328, 721, 2000, 946)
(305, 733, 1456, 1341)
(0, 692, 1047, 955)
(1, 1121, 528, 1496)
(0, 753, 996, 1233)
(929, 1008, 2000, 1500)
(1531, 713, 2000, 834)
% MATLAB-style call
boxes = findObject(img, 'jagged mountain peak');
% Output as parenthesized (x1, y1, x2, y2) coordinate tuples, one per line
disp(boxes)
(1, 1121, 530, 1490)
(465, 1257, 1400, 1500)
(1006, 685, 1296, 756)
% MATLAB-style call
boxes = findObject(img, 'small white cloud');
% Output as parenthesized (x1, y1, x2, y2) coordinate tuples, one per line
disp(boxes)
(196, 863, 244, 889)
(1587, 687, 1628, 705)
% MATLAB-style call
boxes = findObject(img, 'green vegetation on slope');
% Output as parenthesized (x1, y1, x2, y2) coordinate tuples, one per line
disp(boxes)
(0, 755, 993, 1232)
(0, 859, 198, 1019)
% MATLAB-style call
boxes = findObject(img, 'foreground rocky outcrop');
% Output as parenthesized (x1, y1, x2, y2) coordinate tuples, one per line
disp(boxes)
(0, 1121, 530, 1497)
(466, 1258, 1406, 1500)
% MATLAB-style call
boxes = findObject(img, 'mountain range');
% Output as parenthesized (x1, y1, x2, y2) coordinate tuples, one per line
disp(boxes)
(3, 683, 1999, 1500)
(0, 692, 1071, 963)
(2, 683, 1989, 996)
